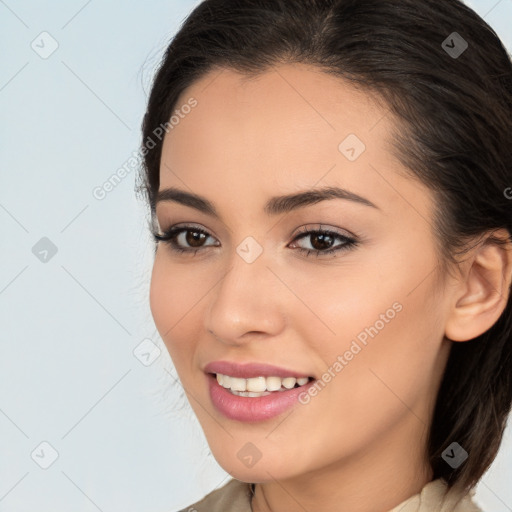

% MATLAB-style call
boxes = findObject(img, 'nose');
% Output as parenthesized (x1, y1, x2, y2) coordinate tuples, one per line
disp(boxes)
(204, 246, 286, 346)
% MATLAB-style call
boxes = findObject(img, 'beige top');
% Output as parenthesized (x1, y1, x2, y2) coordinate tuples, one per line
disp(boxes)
(177, 477, 483, 512)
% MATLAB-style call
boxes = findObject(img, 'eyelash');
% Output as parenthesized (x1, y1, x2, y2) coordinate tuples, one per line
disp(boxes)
(152, 224, 358, 258)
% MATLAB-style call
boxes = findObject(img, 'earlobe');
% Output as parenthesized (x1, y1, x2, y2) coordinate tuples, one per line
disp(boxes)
(444, 229, 512, 342)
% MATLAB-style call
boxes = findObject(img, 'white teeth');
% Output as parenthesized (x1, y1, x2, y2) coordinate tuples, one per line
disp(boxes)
(246, 377, 267, 392)
(230, 377, 247, 392)
(282, 377, 296, 389)
(266, 376, 282, 391)
(215, 373, 311, 394)
(219, 375, 231, 388)
(230, 390, 271, 397)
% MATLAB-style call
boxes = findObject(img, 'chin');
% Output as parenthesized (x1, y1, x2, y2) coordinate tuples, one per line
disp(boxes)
(220, 463, 281, 484)
(209, 446, 304, 483)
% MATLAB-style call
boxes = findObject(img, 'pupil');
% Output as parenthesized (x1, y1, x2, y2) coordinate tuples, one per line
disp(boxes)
(187, 231, 206, 247)
(312, 233, 333, 250)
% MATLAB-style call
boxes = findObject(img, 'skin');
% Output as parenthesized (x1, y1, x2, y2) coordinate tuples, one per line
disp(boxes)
(149, 63, 512, 512)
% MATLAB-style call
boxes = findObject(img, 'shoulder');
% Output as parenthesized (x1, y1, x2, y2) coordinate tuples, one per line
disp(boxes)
(175, 478, 253, 512)
(389, 478, 484, 512)
(428, 479, 484, 512)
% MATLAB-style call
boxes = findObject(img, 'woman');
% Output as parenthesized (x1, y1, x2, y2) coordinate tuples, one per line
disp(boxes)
(138, 0, 512, 510)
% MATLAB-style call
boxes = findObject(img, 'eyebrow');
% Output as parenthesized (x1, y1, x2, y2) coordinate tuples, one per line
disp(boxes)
(155, 186, 379, 218)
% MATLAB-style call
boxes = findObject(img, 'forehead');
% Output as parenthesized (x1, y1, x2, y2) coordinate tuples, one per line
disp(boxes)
(158, 63, 429, 221)
(165, 63, 388, 162)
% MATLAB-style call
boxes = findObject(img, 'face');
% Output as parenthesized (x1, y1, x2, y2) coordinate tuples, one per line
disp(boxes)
(150, 63, 453, 484)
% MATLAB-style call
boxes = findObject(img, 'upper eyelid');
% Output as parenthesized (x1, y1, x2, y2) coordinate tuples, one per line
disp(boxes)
(156, 222, 350, 234)
(294, 223, 356, 239)
(154, 214, 235, 237)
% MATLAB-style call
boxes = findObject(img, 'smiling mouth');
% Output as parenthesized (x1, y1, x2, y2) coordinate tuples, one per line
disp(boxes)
(210, 372, 315, 397)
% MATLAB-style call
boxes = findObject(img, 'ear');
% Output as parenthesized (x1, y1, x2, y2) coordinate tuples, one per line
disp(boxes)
(444, 229, 512, 342)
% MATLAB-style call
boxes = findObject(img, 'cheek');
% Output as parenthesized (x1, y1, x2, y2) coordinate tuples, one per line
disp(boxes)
(294, 244, 445, 425)
(149, 254, 170, 336)
(149, 251, 222, 390)
(149, 253, 197, 361)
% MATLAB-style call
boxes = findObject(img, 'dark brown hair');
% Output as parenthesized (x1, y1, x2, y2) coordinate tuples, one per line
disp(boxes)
(138, 0, 512, 492)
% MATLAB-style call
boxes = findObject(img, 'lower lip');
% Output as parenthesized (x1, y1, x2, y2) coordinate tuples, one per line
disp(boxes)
(207, 373, 316, 422)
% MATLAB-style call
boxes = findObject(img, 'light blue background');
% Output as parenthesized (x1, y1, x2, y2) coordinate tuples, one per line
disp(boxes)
(1, 1, 511, 510)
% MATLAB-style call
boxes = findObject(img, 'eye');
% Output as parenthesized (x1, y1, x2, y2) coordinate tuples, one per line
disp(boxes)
(288, 224, 358, 258)
(152, 223, 358, 258)
(152, 224, 219, 256)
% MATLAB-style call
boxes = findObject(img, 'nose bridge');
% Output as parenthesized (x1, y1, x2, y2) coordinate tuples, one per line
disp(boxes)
(205, 237, 284, 342)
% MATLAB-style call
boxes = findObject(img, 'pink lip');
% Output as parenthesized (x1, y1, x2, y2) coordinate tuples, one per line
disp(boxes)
(204, 361, 316, 422)
(204, 360, 312, 379)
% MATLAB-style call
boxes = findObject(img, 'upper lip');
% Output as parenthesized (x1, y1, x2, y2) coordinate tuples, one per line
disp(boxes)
(204, 360, 313, 379)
